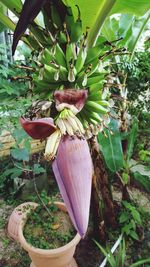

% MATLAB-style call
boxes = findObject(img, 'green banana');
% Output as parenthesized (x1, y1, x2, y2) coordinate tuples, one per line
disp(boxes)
(87, 76, 104, 86)
(32, 25, 52, 46)
(87, 59, 99, 77)
(34, 80, 60, 92)
(89, 82, 104, 93)
(85, 45, 102, 65)
(85, 101, 108, 114)
(26, 35, 41, 50)
(65, 6, 74, 34)
(41, 48, 54, 65)
(59, 30, 67, 44)
(51, 3, 62, 29)
(66, 43, 77, 68)
(96, 100, 109, 107)
(43, 64, 57, 81)
(43, 7, 55, 33)
(43, 64, 68, 82)
(88, 92, 102, 101)
(75, 46, 87, 73)
(55, 43, 67, 68)
(83, 109, 102, 123)
(78, 114, 89, 129)
(70, 5, 82, 43)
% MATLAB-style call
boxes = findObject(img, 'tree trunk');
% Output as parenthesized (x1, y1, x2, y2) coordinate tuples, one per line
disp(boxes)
(89, 137, 117, 240)
(91, 173, 106, 243)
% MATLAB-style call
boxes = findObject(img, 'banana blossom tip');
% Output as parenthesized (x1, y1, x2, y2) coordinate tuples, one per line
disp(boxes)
(52, 135, 93, 237)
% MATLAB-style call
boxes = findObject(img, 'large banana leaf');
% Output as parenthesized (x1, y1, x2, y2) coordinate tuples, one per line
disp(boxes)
(0, 0, 22, 15)
(63, 0, 150, 46)
(127, 10, 150, 55)
(98, 119, 124, 173)
(111, 0, 150, 16)
(102, 11, 150, 58)
(0, 10, 16, 31)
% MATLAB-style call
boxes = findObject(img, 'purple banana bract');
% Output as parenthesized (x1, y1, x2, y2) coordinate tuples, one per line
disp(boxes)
(52, 135, 93, 237)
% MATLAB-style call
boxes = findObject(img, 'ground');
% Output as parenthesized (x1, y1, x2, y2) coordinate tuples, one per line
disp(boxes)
(0, 185, 150, 267)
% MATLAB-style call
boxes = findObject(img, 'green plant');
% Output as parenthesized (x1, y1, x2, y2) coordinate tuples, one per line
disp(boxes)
(94, 238, 150, 267)
(119, 201, 142, 240)
(23, 191, 76, 249)
(0, 0, 150, 240)
(94, 238, 126, 267)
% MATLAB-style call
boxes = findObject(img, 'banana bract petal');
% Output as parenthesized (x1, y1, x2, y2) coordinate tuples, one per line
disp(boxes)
(20, 117, 56, 139)
(54, 89, 88, 113)
(12, 0, 46, 54)
(52, 135, 93, 237)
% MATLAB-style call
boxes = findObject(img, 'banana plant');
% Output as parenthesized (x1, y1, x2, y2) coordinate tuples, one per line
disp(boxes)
(0, 0, 150, 239)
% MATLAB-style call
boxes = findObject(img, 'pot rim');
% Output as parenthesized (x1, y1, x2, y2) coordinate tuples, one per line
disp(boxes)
(18, 201, 81, 255)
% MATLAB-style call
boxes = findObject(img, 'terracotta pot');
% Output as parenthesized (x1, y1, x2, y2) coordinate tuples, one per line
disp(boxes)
(8, 202, 36, 241)
(18, 202, 81, 267)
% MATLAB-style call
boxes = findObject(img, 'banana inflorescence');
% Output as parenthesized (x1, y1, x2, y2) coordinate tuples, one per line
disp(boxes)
(56, 109, 85, 137)
(44, 129, 61, 161)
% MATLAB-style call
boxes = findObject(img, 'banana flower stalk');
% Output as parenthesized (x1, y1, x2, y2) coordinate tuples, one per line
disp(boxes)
(20, 89, 93, 237)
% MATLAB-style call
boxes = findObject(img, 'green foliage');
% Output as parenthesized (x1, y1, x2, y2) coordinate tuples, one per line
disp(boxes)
(102, 11, 150, 57)
(121, 52, 150, 114)
(132, 172, 150, 193)
(0, 46, 30, 102)
(23, 191, 75, 249)
(119, 201, 142, 240)
(98, 118, 124, 172)
(94, 238, 126, 267)
(94, 237, 150, 267)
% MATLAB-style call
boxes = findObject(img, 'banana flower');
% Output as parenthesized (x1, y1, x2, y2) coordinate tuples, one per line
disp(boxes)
(20, 89, 93, 237)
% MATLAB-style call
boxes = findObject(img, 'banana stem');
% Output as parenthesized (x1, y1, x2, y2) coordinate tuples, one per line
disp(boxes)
(87, 0, 116, 48)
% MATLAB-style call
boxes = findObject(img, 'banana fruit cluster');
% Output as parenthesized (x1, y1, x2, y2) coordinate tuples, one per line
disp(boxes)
(30, 5, 115, 136)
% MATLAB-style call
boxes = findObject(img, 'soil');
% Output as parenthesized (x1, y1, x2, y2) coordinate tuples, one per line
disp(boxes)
(0, 186, 150, 267)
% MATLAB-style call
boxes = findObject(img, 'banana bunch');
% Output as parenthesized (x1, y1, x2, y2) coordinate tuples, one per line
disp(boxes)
(56, 109, 85, 137)
(44, 129, 61, 161)
(28, 5, 117, 137)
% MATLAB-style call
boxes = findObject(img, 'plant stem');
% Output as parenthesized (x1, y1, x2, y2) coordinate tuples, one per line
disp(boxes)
(33, 174, 52, 218)
(90, 137, 117, 239)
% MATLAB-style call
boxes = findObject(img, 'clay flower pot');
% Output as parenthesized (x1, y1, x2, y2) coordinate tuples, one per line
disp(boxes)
(18, 202, 81, 267)
(8, 202, 36, 241)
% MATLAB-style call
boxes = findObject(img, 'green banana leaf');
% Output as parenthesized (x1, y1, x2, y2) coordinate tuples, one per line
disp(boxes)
(98, 119, 124, 173)
(127, 10, 150, 55)
(63, 0, 150, 46)
(0, 10, 16, 31)
(126, 120, 138, 162)
(0, 0, 22, 15)
(111, 0, 150, 16)
(102, 10, 150, 59)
